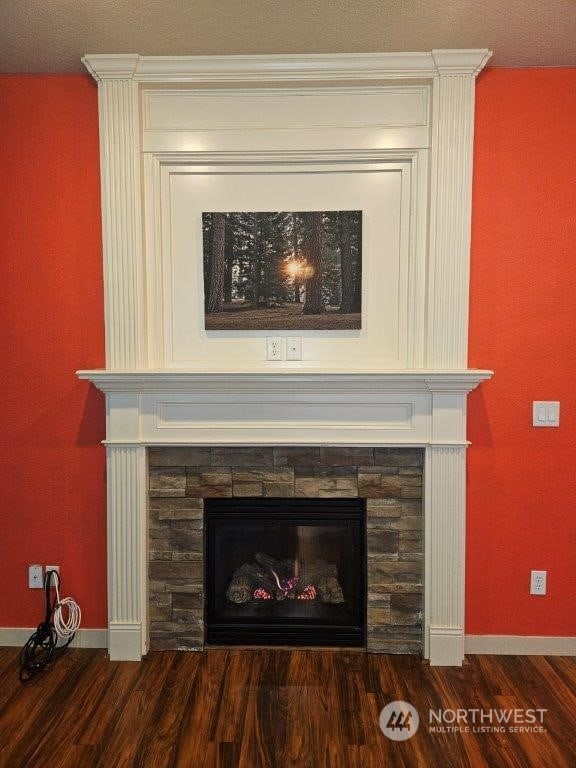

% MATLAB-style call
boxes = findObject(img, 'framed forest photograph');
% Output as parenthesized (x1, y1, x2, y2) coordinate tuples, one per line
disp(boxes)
(202, 210, 362, 331)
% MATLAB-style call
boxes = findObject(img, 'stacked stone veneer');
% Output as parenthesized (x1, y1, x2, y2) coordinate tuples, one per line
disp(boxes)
(148, 446, 423, 654)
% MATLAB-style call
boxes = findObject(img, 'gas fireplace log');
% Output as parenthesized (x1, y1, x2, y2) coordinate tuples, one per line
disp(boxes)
(298, 560, 345, 603)
(225, 562, 280, 603)
(226, 553, 346, 604)
(298, 559, 338, 582)
(254, 551, 294, 580)
(225, 574, 252, 603)
(318, 575, 345, 603)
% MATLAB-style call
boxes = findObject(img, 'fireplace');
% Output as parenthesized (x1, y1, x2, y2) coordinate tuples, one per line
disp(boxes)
(79, 49, 493, 665)
(148, 445, 424, 654)
(205, 498, 365, 646)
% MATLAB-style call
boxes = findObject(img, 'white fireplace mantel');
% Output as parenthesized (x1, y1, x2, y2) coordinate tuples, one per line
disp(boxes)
(80, 49, 493, 665)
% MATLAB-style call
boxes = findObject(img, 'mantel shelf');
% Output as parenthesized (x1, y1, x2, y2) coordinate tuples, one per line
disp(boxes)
(78, 368, 493, 395)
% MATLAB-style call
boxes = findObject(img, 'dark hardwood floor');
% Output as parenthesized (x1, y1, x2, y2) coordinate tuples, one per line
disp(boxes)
(0, 647, 574, 768)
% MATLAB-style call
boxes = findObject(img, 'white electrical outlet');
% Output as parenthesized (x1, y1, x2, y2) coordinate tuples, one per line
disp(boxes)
(45, 565, 60, 586)
(530, 570, 547, 595)
(28, 564, 43, 589)
(266, 337, 283, 360)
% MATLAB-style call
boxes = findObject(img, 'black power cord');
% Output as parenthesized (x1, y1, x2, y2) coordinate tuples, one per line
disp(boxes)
(19, 570, 76, 683)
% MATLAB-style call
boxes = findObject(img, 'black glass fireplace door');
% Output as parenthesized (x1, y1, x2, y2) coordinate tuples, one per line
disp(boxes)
(205, 498, 365, 646)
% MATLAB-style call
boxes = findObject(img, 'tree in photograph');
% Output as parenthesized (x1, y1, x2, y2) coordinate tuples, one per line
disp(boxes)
(229, 212, 254, 303)
(206, 212, 225, 313)
(351, 211, 362, 313)
(321, 211, 342, 308)
(224, 214, 234, 303)
(259, 211, 291, 306)
(251, 212, 261, 308)
(339, 211, 355, 313)
(291, 212, 302, 303)
(202, 213, 212, 311)
(302, 211, 324, 315)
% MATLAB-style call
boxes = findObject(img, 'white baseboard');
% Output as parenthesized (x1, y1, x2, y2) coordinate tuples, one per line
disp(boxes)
(0, 627, 107, 649)
(3, 628, 573, 657)
(465, 634, 576, 656)
(429, 627, 465, 666)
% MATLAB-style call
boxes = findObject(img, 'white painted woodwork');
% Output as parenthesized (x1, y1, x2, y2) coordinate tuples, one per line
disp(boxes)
(143, 87, 429, 131)
(89, 72, 146, 370)
(81, 50, 492, 665)
(106, 445, 148, 660)
(428, 69, 478, 368)
(465, 635, 576, 656)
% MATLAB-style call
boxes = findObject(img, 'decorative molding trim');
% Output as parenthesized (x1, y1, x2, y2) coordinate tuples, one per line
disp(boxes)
(83, 50, 491, 83)
(78, 370, 493, 395)
(81, 54, 140, 81)
(107, 446, 148, 660)
(465, 635, 576, 656)
(431, 49, 493, 76)
(0, 628, 107, 649)
(427, 446, 467, 665)
(96, 77, 145, 369)
(428, 72, 478, 368)
(108, 622, 146, 661)
(429, 627, 465, 666)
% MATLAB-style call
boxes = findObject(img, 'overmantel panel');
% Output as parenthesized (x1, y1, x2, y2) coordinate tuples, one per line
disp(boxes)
(84, 49, 491, 374)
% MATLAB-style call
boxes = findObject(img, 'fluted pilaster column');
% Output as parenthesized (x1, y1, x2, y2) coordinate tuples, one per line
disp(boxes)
(83, 55, 145, 370)
(427, 50, 490, 368)
(426, 444, 467, 665)
(106, 443, 147, 660)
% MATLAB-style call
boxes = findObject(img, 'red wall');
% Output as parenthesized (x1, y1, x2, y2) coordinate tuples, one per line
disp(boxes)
(1, 69, 574, 638)
(467, 68, 576, 636)
(0, 75, 106, 628)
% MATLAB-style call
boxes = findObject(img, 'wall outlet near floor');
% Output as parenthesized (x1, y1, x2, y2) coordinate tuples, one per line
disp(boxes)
(28, 564, 44, 589)
(530, 570, 547, 595)
(45, 565, 60, 586)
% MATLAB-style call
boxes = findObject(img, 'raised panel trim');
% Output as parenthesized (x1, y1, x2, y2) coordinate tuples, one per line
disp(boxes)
(143, 86, 430, 132)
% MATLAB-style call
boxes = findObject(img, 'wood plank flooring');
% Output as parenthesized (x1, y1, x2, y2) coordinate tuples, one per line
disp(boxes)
(0, 647, 574, 768)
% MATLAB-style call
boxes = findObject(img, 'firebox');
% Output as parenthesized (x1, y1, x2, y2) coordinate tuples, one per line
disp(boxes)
(205, 498, 366, 646)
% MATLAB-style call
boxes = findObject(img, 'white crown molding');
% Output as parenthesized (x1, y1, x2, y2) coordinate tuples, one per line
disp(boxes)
(82, 50, 492, 84)
(81, 54, 140, 81)
(431, 49, 493, 76)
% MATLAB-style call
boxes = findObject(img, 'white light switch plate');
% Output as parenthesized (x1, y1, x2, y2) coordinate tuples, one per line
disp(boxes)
(532, 401, 560, 427)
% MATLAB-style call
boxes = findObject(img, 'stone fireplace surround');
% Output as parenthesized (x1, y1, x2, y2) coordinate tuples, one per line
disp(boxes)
(78, 49, 494, 666)
(148, 445, 424, 654)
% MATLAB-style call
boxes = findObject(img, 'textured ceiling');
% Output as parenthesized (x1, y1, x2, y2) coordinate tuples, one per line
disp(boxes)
(1, 0, 575, 73)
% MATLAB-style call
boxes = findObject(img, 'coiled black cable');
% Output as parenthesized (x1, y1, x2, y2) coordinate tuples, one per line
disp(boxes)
(19, 570, 76, 683)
